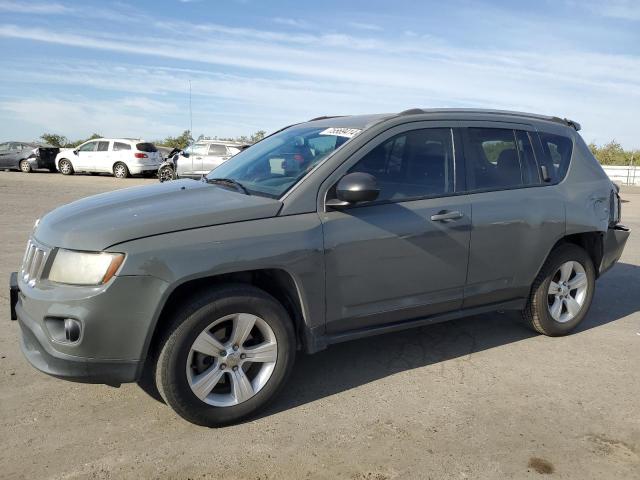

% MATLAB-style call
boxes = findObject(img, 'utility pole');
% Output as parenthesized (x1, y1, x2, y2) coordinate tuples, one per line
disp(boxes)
(189, 80, 193, 142)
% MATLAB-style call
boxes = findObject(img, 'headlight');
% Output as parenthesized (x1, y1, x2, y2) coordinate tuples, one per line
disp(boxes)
(48, 249, 125, 285)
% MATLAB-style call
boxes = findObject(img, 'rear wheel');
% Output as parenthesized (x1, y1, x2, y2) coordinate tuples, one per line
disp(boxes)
(154, 285, 296, 427)
(113, 162, 129, 179)
(523, 244, 595, 336)
(19, 160, 32, 173)
(58, 159, 74, 175)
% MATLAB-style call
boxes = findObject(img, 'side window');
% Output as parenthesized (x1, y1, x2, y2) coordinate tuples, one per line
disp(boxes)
(348, 128, 454, 202)
(77, 142, 97, 152)
(208, 144, 227, 156)
(97, 141, 109, 152)
(465, 128, 530, 190)
(0, 143, 9, 152)
(515, 131, 541, 185)
(113, 142, 131, 151)
(538, 132, 573, 182)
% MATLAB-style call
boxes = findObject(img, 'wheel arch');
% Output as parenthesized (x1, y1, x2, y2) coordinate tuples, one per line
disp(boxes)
(534, 231, 604, 285)
(139, 268, 311, 376)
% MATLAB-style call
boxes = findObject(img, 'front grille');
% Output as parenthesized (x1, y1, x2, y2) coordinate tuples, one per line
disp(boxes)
(21, 239, 51, 286)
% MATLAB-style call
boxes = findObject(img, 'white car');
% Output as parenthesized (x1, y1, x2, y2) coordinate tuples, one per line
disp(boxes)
(55, 138, 162, 178)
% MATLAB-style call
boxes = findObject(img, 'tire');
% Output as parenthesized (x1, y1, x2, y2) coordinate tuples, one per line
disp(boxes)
(154, 285, 296, 427)
(522, 244, 595, 336)
(113, 162, 129, 179)
(158, 165, 174, 183)
(58, 159, 74, 175)
(19, 160, 32, 173)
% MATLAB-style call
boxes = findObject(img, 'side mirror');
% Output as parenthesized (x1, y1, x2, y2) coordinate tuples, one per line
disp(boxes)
(327, 172, 379, 208)
(73, 150, 79, 156)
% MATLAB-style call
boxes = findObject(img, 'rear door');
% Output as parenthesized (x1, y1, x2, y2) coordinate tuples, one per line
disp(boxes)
(320, 123, 471, 333)
(201, 143, 230, 174)
(0, 142, 14, 168)
(459, 122, 565, 307)
(94, 140, 111, 172)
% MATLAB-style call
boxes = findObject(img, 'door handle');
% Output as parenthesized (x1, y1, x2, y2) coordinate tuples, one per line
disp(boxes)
(430, 210, 463, 222)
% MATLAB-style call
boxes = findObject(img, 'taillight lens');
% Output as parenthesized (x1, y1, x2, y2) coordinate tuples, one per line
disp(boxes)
(134, 153, 147, 159)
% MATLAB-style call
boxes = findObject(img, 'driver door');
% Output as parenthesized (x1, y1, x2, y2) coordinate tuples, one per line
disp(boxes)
(75, 141, 98, 171)
(320, 124, 471, 333)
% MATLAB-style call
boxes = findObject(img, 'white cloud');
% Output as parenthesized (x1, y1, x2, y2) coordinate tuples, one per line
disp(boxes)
(0, 3, 639, 147)
(347, 22, 383, 31)
(0, 0, 70, 14)
(569, 0, 640, 21)
(272, 17, 310, 29)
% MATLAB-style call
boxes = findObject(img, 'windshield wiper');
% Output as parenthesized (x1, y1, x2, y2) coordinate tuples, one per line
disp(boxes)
(204, 177, 251, 195)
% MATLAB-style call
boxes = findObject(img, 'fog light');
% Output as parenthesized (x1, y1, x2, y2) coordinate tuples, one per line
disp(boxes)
(64, 318, 81, 342)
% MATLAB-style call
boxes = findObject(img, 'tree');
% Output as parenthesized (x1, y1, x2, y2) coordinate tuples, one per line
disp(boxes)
(161, 130, 192, 149)
(40, 133, 69, 148)
(250, 130, 266, 143)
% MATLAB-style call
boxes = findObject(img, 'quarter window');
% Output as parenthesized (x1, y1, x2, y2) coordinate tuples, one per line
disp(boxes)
(348, 128, 454, 202)
(464, 128, 540, 190)
(113, 142, 131, 151)
(538, 132, 573, 183)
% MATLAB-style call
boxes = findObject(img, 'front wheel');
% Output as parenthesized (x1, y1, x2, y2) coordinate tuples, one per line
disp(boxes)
(113, 162, 129, 179)
(19, 160, 32, 173)
(158, 165, 174, 182)
(523, 244, 595, 336)
(154, 285, 296, 426)
(58, 159, 74, 175)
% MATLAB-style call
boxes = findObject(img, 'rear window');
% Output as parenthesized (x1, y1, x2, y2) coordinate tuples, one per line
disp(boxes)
(113, 142, 131, 151)
(97, 141, 109, 152)
(538, 133, 573, 183)
(136, 143, 157, 153)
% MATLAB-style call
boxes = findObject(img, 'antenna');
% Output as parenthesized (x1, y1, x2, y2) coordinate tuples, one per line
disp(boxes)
(188, 80, 193, 141)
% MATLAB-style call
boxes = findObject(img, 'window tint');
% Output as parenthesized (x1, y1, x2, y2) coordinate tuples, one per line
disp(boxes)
(136, 143, 157, 153)
(0, 143, 9, 152)
(113, 142, 131, 151)
(97, 141, 109, 152)
(78, 142, 97, 152)
(348, 128, 454, 202)
(465, 128, 540, 190)
(538, 132, 573, 182)
(208, 144, 227, 156)
(515, 131, 540, 184)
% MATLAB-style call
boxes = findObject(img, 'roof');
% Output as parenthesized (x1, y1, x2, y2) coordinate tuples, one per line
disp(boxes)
(302, 108, 581, 131)
(193, 139, 250, 146)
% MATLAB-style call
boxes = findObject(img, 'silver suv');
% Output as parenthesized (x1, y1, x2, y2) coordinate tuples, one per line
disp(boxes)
(159, 140, 247, 180)
(10, 109, 629, 427)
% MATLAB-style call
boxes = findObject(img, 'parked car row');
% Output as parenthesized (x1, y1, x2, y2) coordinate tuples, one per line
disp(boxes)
(0, 142, 60, 172)
(1, 138, 251, 180)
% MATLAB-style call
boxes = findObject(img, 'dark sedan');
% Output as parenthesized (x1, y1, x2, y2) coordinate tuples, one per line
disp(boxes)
(0, 142, 59, 172)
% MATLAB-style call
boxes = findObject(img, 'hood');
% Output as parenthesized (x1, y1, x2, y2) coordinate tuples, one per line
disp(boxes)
(35, 179, 282, 250)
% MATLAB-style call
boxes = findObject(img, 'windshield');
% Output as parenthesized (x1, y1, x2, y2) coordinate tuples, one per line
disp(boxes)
(206, 126, 357, 198)
(186, 143, 209, 156)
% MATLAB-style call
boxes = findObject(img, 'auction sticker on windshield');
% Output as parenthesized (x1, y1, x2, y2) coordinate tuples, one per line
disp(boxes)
(319, 127, 361, 138)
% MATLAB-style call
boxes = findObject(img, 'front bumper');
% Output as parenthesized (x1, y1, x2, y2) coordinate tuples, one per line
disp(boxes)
(11, 272, 169, 385)
(17, 301, 139, 385)
(599, 225, 630, 275)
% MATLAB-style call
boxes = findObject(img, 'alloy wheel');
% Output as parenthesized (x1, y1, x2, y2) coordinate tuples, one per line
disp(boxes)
(547, 260, 588, 323)
(186, 313, 277, 407)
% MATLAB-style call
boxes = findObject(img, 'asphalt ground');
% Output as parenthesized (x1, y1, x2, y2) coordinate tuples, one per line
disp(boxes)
(1, 171, 638, 479)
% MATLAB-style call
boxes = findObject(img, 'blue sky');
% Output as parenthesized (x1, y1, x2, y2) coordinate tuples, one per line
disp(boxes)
(0, 0, 639, 147)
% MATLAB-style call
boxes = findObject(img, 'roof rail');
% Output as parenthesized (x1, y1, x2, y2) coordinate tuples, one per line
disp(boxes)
(307, 115, 346, 122)
(397, 108, 581, 130)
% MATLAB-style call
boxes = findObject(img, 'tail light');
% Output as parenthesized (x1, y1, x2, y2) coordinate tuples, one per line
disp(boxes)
(134, 153, 148, 159)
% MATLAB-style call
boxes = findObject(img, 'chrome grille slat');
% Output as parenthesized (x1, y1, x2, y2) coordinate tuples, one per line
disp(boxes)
(20, 239, 51, 286)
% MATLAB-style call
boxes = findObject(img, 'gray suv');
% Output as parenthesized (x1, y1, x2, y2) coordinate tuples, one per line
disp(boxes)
(9, 109, 629, 426)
